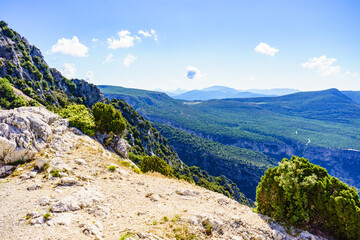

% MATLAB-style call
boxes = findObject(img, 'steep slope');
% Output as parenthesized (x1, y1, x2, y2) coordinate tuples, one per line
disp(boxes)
(342, 90, 360, 105)
(0, 107, 325, 240)
(0, 21, 103, 108)
(0, 21, 249, 203)
(152, 122, 277, 200)
(98, 85, 360, 192)
(99, 85, 279, 199)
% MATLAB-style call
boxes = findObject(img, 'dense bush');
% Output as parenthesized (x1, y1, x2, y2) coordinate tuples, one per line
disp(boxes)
(256, 156, 360, 240)
(2, 26, 15, 38)
(59, 104, 96, 136)
(0, 20, 7, 28)
(139, 155, 173, 177)
(0, 77, 28, 109)
(92, 102, 126, 135)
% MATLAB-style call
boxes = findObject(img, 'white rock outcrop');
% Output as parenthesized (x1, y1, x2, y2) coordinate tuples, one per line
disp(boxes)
(112, 137, 131, 158)
(51, 188, 103, 212)
(0, 107, 66, 164)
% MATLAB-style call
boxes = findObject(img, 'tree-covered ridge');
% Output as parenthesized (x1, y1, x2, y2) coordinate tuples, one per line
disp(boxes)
(99, 85, 360, 150)
(98, 85, 360, 200)
(256, 156, 360, 240)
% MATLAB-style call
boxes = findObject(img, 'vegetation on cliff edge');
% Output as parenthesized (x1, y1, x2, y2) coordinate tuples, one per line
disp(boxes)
(256, 156, 360, 240)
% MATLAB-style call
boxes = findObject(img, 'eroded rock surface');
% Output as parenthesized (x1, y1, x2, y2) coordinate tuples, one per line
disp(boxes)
(0, 107, 65, 164)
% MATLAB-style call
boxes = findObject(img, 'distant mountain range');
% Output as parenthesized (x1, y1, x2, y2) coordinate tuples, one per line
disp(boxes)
(166, 86, 299, 101)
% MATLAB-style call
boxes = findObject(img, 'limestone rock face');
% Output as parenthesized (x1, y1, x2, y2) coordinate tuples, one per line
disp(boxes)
(0, 107, 66, 164)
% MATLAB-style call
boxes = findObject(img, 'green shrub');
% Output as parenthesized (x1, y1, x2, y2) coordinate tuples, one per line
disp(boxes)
(43, 71, 54, 85)
(43, 213, 51, 221)
(41, 80, 49, 90)
(50, 169, 60, 178)
(0, 20, 7, 28)
(2, 26, 15, 38)
(0, 78, 15, 99)
(59, 104, 96, 136)
(65, 79, 76, 94)
(140, 155, 173, 177)
(108, 165, 116, 171)
(256, 156, 360, 240)
(0, 77, 28, 109)
(9, 97, 27, 108)
(92, 102, 126, 135)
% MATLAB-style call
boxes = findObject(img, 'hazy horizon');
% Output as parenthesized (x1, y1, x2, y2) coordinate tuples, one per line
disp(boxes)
(1, 0, 359, 91)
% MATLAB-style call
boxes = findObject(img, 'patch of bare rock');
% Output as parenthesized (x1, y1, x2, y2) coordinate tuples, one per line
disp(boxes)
(0, 107, 327, 240)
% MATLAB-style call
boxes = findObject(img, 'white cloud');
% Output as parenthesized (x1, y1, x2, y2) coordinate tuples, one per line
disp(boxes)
(62, 63, 76, 78)
(254, 42, 279, 56)
(346, 71, 358, 77)
(51, 36, 88, 57)
(92, 38, 98, 42)
(138, 30, 152, 37)
(302, 55, 341, 76)
(151, 29, 158, 41)
(138, 29, 158, 41)
(103, 54, 115, 64)
(107, 30, 136, 49)
(135, 35, 141, 42)
(186, 65, 206, 80)
(123, 54, 137, 67)
(86, 71, 94, 82)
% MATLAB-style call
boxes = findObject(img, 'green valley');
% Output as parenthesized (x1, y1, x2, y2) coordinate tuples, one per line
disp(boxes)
(98, 85, 360, 193)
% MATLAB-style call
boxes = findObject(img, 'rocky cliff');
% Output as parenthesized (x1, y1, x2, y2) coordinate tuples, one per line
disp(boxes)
(0, 21, 104, 107)
(0, 107, 327, 240)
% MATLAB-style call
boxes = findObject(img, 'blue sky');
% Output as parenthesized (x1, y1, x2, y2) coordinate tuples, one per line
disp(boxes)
(1, 0, 359, 91)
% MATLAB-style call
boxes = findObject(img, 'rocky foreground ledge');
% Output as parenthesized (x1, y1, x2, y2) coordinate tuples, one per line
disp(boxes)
(0, 107, 326, 240)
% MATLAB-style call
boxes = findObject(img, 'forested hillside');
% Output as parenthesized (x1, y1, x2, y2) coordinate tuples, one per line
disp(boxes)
(99, 85, 360, 193)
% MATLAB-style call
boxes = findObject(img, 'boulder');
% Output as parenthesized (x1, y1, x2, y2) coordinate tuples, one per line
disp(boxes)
(27, 183, 42, 191)
(112, 137, 131, 158)
(51, 188, 102, 212)
(37, 196, 52, 206)
(82, 221, 104, 240)
(58, 177, 79, 186)
(34, 158, 48, 170)
(51, 213, 73, 225)
(75, 158, 86, 165)
(0, 165, 14, 177)
(20, 171, 37, 180)
(0, 107, 66, 164)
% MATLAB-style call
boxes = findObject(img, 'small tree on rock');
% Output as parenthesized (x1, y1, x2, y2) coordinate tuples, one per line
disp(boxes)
(92, 102, 126, 135)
